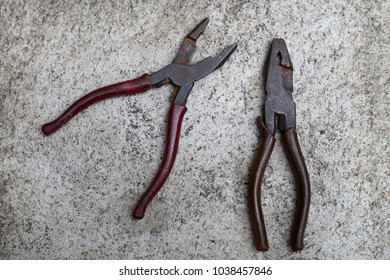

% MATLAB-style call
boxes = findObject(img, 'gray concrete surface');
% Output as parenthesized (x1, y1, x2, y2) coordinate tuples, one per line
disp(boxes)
(1, 0, 389, 259)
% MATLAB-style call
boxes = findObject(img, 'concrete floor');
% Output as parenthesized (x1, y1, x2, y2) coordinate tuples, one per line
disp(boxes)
(1, 0, 389, 259)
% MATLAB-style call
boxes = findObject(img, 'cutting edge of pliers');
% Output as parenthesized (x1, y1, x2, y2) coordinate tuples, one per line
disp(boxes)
(249, 38, 311, 252)
(41, 18, 237, 220)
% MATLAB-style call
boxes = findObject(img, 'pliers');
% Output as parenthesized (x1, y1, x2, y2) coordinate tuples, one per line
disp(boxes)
(249, 39, 311, 251)
(42, 18, 237, 219)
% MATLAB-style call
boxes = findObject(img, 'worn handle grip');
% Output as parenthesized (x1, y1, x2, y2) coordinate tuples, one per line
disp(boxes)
(42, 74, 152, 135)
(282, 128, 311, 251)
(249, 117, 276, 251)
(132, 104, 187, 219)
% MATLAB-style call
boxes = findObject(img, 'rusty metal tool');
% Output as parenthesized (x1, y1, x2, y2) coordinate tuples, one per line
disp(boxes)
(42, 18, 237, 219)
(249, 39, 310, 251)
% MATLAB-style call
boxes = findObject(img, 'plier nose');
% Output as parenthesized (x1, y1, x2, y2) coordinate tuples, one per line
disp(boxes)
(249, 39, 311, 252)
(267, 38, 293, 94)
(264, 38, 296, 135)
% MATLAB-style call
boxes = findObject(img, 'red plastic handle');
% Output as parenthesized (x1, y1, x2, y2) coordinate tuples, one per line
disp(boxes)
(132, 104, 187, 219)
(42, 74, 152, 135)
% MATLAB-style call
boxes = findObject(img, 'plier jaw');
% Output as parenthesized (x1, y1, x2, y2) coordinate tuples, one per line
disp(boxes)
(264, 38, 296, 135)
(150, 20, 237, 106)
(150, 18, 209, 88)
(174, 18, 209, 64)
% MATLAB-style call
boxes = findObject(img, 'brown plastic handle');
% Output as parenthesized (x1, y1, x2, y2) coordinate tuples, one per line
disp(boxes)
(42, 74, 152, 135)
(132, 103, 187, 219)
(249, 117, 275, 251)
(282, 128, 311, 251)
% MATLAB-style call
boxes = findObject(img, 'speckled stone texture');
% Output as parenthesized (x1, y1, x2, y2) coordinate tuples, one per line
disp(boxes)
(1, 0, 389, 259)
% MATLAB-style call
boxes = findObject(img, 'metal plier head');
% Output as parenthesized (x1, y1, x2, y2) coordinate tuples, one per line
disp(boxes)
(151, 18, 237, 105)
(264, 38, 296, 135)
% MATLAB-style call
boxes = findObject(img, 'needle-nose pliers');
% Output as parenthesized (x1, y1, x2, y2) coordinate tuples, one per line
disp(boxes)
(249, 39, 311, 251)
(42, 18, 237, 220)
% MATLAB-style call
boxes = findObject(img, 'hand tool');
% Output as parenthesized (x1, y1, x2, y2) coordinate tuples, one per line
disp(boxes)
(249, 39, 310, 251)
(42, 18, 237, 219)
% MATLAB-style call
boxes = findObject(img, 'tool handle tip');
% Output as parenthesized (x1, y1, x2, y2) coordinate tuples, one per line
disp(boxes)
(42, 122, 57, 136)
(132, 207, 145, 220)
